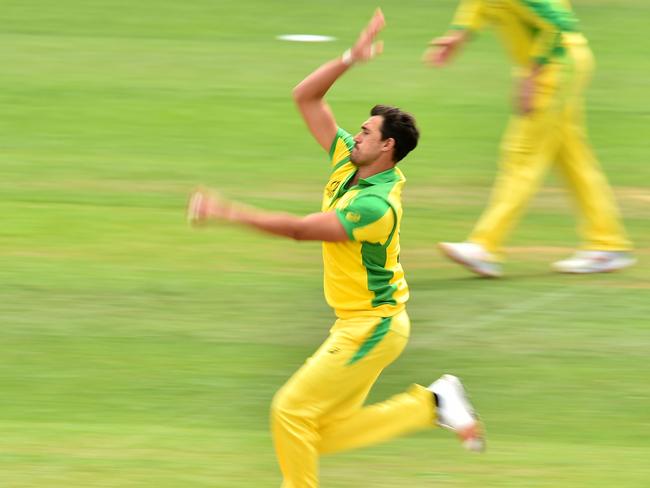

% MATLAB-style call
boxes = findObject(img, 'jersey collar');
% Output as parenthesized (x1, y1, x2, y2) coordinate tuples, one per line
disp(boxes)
(357, 167, 403, 187)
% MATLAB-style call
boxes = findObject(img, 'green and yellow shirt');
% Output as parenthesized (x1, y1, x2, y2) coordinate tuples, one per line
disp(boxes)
(322, 128, 408, 319)
(449, 0, 584, 67)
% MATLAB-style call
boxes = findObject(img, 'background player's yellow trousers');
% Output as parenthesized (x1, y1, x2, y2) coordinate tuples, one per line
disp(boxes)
(470, 40, 631, 256)
(271, 311, 435, 488)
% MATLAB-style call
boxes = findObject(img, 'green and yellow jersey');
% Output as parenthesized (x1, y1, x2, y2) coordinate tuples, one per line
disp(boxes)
(449, 0, 584, 67)
(322, 128, 408, 319)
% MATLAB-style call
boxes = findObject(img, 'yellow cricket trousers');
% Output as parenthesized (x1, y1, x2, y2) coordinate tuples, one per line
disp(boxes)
(270, 310, 435, 488)
(470, 37, 631, 256)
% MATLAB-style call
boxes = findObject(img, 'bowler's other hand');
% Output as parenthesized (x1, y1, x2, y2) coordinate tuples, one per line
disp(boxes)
(187, 188, 231, 226)
(423, 30, 467, 67)
(349, 8, 385, 64)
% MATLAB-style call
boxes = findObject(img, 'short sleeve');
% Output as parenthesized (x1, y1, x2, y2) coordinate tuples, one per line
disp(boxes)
(335, 195, 395, 244)
(329, 128, 355, 169)
(450, 0, 486, 33)
(517, 0, 578, 65)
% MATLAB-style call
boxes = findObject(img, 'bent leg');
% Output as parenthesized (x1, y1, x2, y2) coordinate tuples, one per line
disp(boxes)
(317, 312, 435, 454)
(318, 384, 434, 455)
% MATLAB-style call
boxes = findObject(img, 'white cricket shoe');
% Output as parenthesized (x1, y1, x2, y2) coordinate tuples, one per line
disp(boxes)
(552, 250, 636, 274)
(428, 374, 485, 452)
(438, 242, 502, 278)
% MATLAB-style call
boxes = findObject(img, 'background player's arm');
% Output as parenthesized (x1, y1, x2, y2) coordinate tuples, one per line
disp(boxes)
(293, 9, 385, 152)
(424, 0, 483, 67)
(513, 0, 577, 67)
(512, 0, 577, 113)
(187, 190, 348, 242)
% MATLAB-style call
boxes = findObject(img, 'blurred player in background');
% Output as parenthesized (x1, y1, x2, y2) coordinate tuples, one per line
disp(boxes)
(425, 0, 635, 277)
(189, 9, 484, 488)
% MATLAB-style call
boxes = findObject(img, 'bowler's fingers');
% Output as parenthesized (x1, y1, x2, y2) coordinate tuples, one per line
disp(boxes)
(370, 8, 385, 33)
(372, 40, 384, 58)
(360, 9, 385, 46)
(353, 10, 385, 63)
(188, 188, 218, 226)
(187, 190, 206, 225)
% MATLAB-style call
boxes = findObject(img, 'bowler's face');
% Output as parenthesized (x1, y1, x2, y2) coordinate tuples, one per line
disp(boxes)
(351, 116, 385, 166)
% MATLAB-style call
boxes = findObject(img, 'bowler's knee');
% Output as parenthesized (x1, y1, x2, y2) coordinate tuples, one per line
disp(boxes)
(271, 387, 295, 424)
(271, 387, 313, 430)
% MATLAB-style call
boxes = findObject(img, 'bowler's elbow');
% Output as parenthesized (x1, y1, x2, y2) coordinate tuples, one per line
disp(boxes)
(292, 83, 308, 104)
(291, 225, 312, 242)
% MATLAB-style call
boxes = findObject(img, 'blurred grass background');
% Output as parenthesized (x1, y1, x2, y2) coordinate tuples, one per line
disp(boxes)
(1, 0, 649, 486)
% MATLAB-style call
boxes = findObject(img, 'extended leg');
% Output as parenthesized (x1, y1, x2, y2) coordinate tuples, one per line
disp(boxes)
(271, 315, 410, 488)
(555, 102, 631, 251)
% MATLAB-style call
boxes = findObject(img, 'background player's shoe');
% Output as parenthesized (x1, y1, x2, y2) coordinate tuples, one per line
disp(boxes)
(428, 374, 485, 452)
(438, 242, 502, 278)
(552, 250, 636, 274)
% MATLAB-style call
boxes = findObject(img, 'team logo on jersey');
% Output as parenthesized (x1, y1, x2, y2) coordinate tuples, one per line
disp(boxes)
(325, 180, 341, 198)
(345, 211, 361, 223)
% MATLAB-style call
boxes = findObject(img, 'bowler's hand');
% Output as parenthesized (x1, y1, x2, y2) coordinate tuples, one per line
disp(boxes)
(348, 8, 385, 64)
(423, 30, 467, 67)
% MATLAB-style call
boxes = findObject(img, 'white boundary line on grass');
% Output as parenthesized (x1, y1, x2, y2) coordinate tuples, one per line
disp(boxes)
(276, 34, 337, 43)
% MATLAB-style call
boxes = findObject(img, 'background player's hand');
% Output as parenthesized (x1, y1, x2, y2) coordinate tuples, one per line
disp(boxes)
(187, 188, 232, 226)
(518, 75, 535, 114)
(423, 30, 467, 67)
(348, 8, 385, 64)
(517, 64, 543, 115)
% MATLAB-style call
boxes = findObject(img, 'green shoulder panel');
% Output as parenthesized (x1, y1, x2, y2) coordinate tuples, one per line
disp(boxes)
(521, 0, 578, 32)
(329, 127, 356, 171)
(335, 194, 392, 241)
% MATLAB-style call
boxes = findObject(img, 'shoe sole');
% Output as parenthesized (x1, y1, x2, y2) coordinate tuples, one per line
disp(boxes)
(553, 258, 637, 274)
(440, 375, 486, 453)
(437, 243, 502, 278)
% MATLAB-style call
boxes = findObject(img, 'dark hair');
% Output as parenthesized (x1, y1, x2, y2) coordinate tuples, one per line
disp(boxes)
(370, 104, 419, 163)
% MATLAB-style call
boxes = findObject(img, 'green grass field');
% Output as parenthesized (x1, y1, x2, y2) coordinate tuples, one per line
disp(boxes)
(1, 0, 649, 486)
